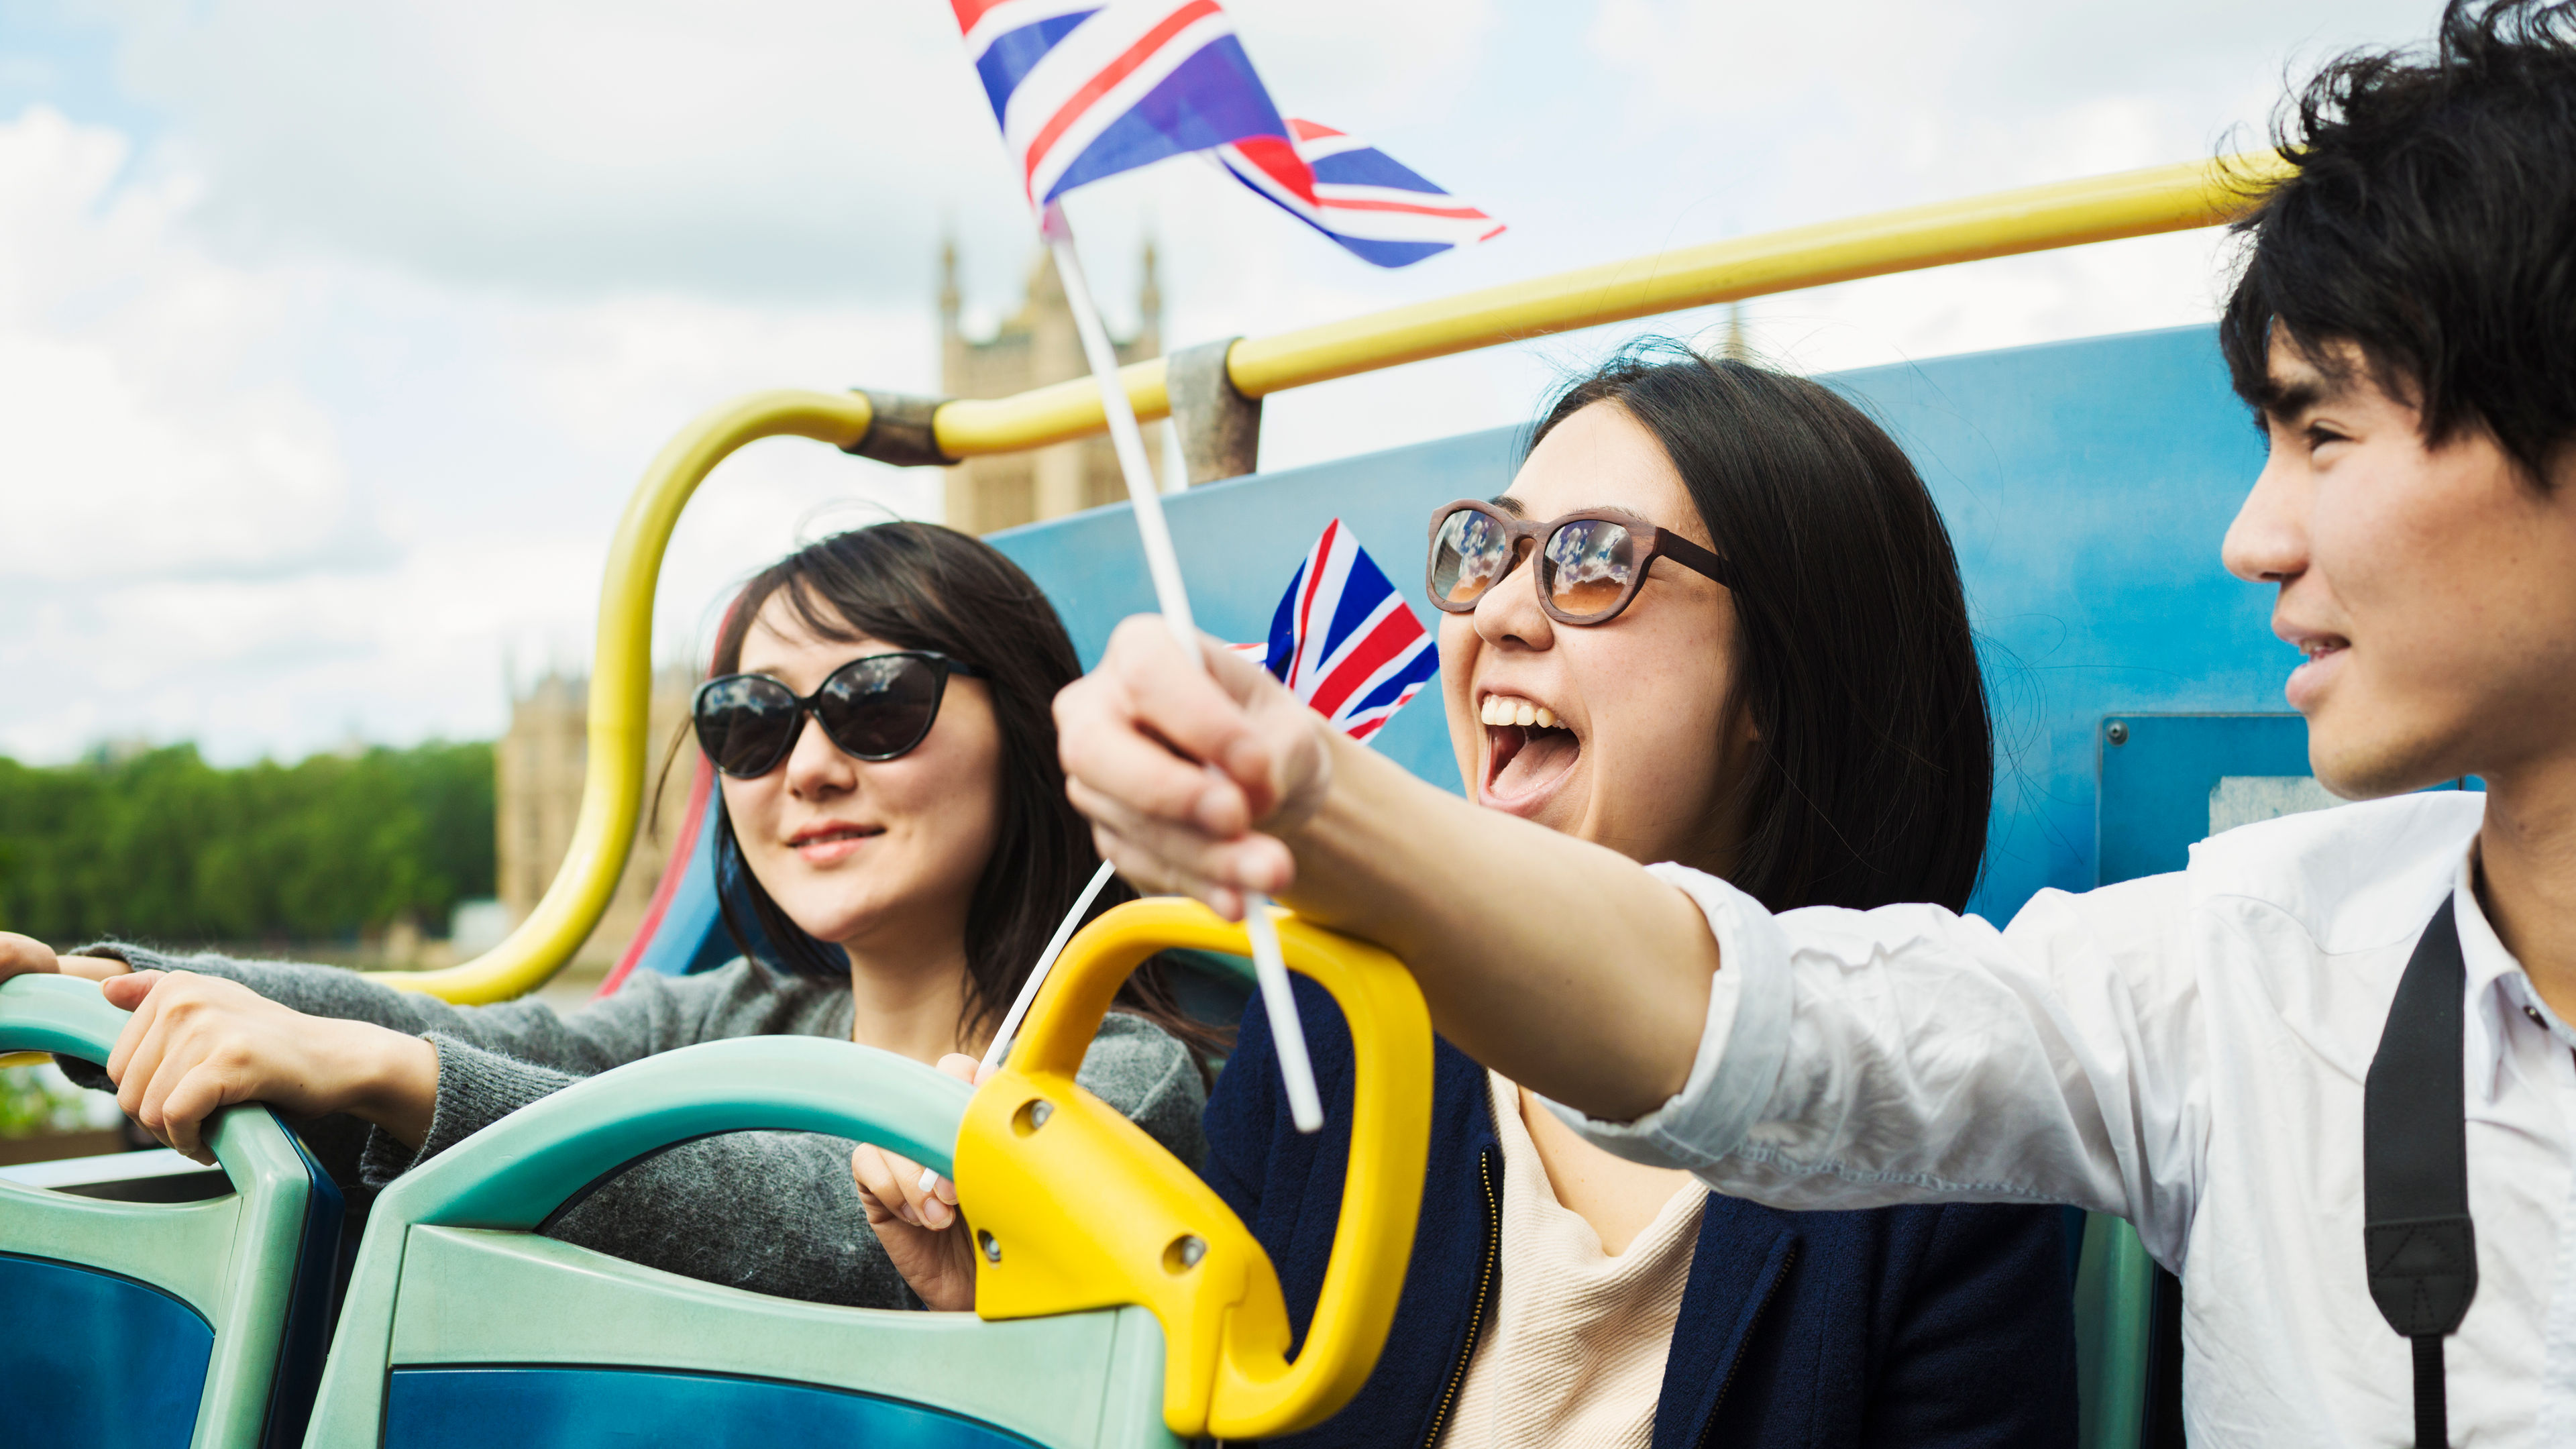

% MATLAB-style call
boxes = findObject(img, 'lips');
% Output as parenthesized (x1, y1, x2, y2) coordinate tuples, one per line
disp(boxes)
(2284, 637, 2349, 712)
(1479, 692, 1580, 812)
(2276, 623, 2351, 713)
(788, 821, 883, 864)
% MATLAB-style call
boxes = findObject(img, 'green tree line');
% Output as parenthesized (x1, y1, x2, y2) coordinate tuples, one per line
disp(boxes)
(0, 741, 495, 948)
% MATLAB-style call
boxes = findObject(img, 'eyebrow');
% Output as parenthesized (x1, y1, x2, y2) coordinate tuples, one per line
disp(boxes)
(2255, 350, 2361, 425)
(1486, 494, 1526, 517)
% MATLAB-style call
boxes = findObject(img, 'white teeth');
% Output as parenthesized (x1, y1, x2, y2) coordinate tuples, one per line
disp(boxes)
(1481, 696, 1562, 730)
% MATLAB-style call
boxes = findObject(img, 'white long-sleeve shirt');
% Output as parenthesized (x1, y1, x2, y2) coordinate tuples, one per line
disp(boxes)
(1554, 791, 2576, 1446)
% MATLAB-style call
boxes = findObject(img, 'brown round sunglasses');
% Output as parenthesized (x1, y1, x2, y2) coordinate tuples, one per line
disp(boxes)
(1425, 499, 1736, 625)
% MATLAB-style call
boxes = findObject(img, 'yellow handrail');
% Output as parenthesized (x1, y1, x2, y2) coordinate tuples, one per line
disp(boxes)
(930, 150, 2288, 457)
(380, 390, 875, 1003)
(407, 150, 2288, 1002)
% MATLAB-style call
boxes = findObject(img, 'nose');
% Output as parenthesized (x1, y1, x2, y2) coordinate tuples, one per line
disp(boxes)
(781, 707, 859, 800)
(1472, 539, 1554, 652)
(2221, 432, 2312, 586)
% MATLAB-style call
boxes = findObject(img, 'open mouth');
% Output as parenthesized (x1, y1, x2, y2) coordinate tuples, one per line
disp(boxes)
(1479, 693, 1580, 809)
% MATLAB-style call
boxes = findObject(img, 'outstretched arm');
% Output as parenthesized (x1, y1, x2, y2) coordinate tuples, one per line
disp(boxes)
(1055, 616, 1715, 1122)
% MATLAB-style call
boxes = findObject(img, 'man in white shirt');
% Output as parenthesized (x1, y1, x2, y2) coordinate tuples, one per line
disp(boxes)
(1540, 5, 2576, 1442)
(1047, 3, 2576, 1444)
(1528, 7, 2576, 1440)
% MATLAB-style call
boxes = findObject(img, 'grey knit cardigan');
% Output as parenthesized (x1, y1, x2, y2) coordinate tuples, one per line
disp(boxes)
(64, 943, 1208, 1311)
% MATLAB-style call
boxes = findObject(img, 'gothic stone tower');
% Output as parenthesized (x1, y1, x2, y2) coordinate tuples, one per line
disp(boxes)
(939, 239, 1164, 534)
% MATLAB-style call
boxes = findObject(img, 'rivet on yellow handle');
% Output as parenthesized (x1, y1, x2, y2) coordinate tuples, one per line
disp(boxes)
(953, 898, 1432, 1440)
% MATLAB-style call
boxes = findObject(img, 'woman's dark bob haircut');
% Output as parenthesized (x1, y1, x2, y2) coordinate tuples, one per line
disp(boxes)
(704, 521, 1208, 1050)
(2220, 0, 2576, 486)
(1528, 343, 1992, 914)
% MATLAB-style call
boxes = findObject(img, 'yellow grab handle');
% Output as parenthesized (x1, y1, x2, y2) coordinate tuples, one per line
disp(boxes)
(953, 898, 1431, 1440)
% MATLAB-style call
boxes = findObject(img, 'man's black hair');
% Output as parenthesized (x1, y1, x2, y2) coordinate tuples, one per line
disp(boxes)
(2220, 0, 2576, 485)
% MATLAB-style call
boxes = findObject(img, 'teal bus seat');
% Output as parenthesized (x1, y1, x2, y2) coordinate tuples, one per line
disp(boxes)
(305, 1035, 1177, 1449)
(0, 975, 345, 1449)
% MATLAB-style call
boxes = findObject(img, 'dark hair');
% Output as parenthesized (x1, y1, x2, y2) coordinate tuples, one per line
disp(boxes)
(1526, 344, 1992, 914)
(2220, 0, 2576, 485)
(705, 521, 1217, 1055)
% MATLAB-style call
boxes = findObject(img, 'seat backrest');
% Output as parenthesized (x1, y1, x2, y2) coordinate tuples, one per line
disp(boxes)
(0, 975, 343, 1449)
(304, 1034, 1176, 1449)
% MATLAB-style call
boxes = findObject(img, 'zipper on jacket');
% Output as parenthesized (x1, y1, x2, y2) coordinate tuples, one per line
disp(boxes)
(1419, 1146, 1503, 1448)
(1695, 1242, 1799, 1448)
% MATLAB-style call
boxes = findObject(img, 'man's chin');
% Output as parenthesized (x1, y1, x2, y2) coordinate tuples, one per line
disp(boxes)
(2305, 706, 2467, 802)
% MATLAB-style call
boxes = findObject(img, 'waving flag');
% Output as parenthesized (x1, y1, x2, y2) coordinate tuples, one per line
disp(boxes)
(1234, 521, 1437, 743)
(1216, 119, 1504, 268)
(951, 3, 1502, 265)
(954, 0, 1299, 206)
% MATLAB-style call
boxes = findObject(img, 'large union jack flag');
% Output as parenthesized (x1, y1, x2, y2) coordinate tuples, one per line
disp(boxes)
(951, 1, 1500, 266)
(1217, 118, 1505, 268)
(954, 0, 1297, 207)
(1233, 520, 1438, 743)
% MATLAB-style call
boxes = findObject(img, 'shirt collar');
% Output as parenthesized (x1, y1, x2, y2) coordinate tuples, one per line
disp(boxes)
(2450, 848, 2576, 1102)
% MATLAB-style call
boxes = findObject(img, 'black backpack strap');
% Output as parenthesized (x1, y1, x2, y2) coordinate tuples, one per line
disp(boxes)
(2363, 896, 2479, 1449)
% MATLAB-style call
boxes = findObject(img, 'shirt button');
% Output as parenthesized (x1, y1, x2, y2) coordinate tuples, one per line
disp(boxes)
(2524, 1004, 2546, 1026)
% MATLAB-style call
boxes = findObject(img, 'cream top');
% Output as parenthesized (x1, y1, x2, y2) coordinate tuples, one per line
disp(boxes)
(1437, 1070, 1708, 1449)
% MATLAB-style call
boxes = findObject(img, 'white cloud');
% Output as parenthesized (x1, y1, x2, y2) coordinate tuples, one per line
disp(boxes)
(0, 105, 366, 583)
(0, 101, 936, 764)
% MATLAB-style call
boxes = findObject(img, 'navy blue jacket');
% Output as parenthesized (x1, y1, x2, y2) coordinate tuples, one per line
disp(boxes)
(1205, 977, 2079, 1448)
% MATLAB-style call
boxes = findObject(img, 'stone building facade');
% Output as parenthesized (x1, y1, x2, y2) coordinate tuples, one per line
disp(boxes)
(940, 239, 1165, 534)
(495, 666, 701, 968)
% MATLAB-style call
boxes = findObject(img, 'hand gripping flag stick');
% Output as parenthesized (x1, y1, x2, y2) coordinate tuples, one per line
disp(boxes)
(981, 510, 1439, 1106)
(1012, 202, 1326, 1134)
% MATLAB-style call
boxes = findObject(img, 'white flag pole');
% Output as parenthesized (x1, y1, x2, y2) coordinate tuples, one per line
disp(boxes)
(979, 858, 1115, 1077)
(1036, 201, 1327, 1134)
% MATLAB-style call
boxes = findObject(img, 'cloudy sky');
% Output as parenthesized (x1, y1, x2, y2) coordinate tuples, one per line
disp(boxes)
(1, 0, 2441, 764)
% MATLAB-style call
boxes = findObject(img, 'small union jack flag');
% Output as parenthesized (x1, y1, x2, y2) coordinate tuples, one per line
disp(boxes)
(1230, 521, 1437, 743)
(1216, 118, 1504, 268)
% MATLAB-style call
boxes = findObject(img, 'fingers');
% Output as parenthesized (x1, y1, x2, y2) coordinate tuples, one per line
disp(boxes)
(0, 932, 59, 981)
(1067, 780, 1296, 912)
(1057, 674, 1256, 844)
(101, 969, 156, 1010)
(155, 1064, 236, 1166)
(932, 1051, 996, 1087)
(107, 971, 172, 1112)
(851, 1143, 955, 1229)
(1110, 618, 1281, 802)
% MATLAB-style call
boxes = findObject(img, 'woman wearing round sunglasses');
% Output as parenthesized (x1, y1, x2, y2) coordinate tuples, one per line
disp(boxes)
(0, 523, 1214, 1312)
(1120, 347, 2078, 1447)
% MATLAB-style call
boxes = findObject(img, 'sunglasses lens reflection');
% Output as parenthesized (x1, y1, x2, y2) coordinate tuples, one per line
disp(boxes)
(1543, 519, 1637, 619)
(696, 675, 803, 777)
(815, 655, 943, 759)
(1430, 508, 1512, 607)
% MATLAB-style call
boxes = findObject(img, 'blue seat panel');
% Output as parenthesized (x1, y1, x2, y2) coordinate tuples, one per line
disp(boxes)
(0, 1251, 213, 1448)
(384, 1365, 1044, 1448)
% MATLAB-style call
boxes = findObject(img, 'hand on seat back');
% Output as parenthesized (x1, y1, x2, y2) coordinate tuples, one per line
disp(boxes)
(98, 969, 437, 1164)
(849, 1051, 985, 1312)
